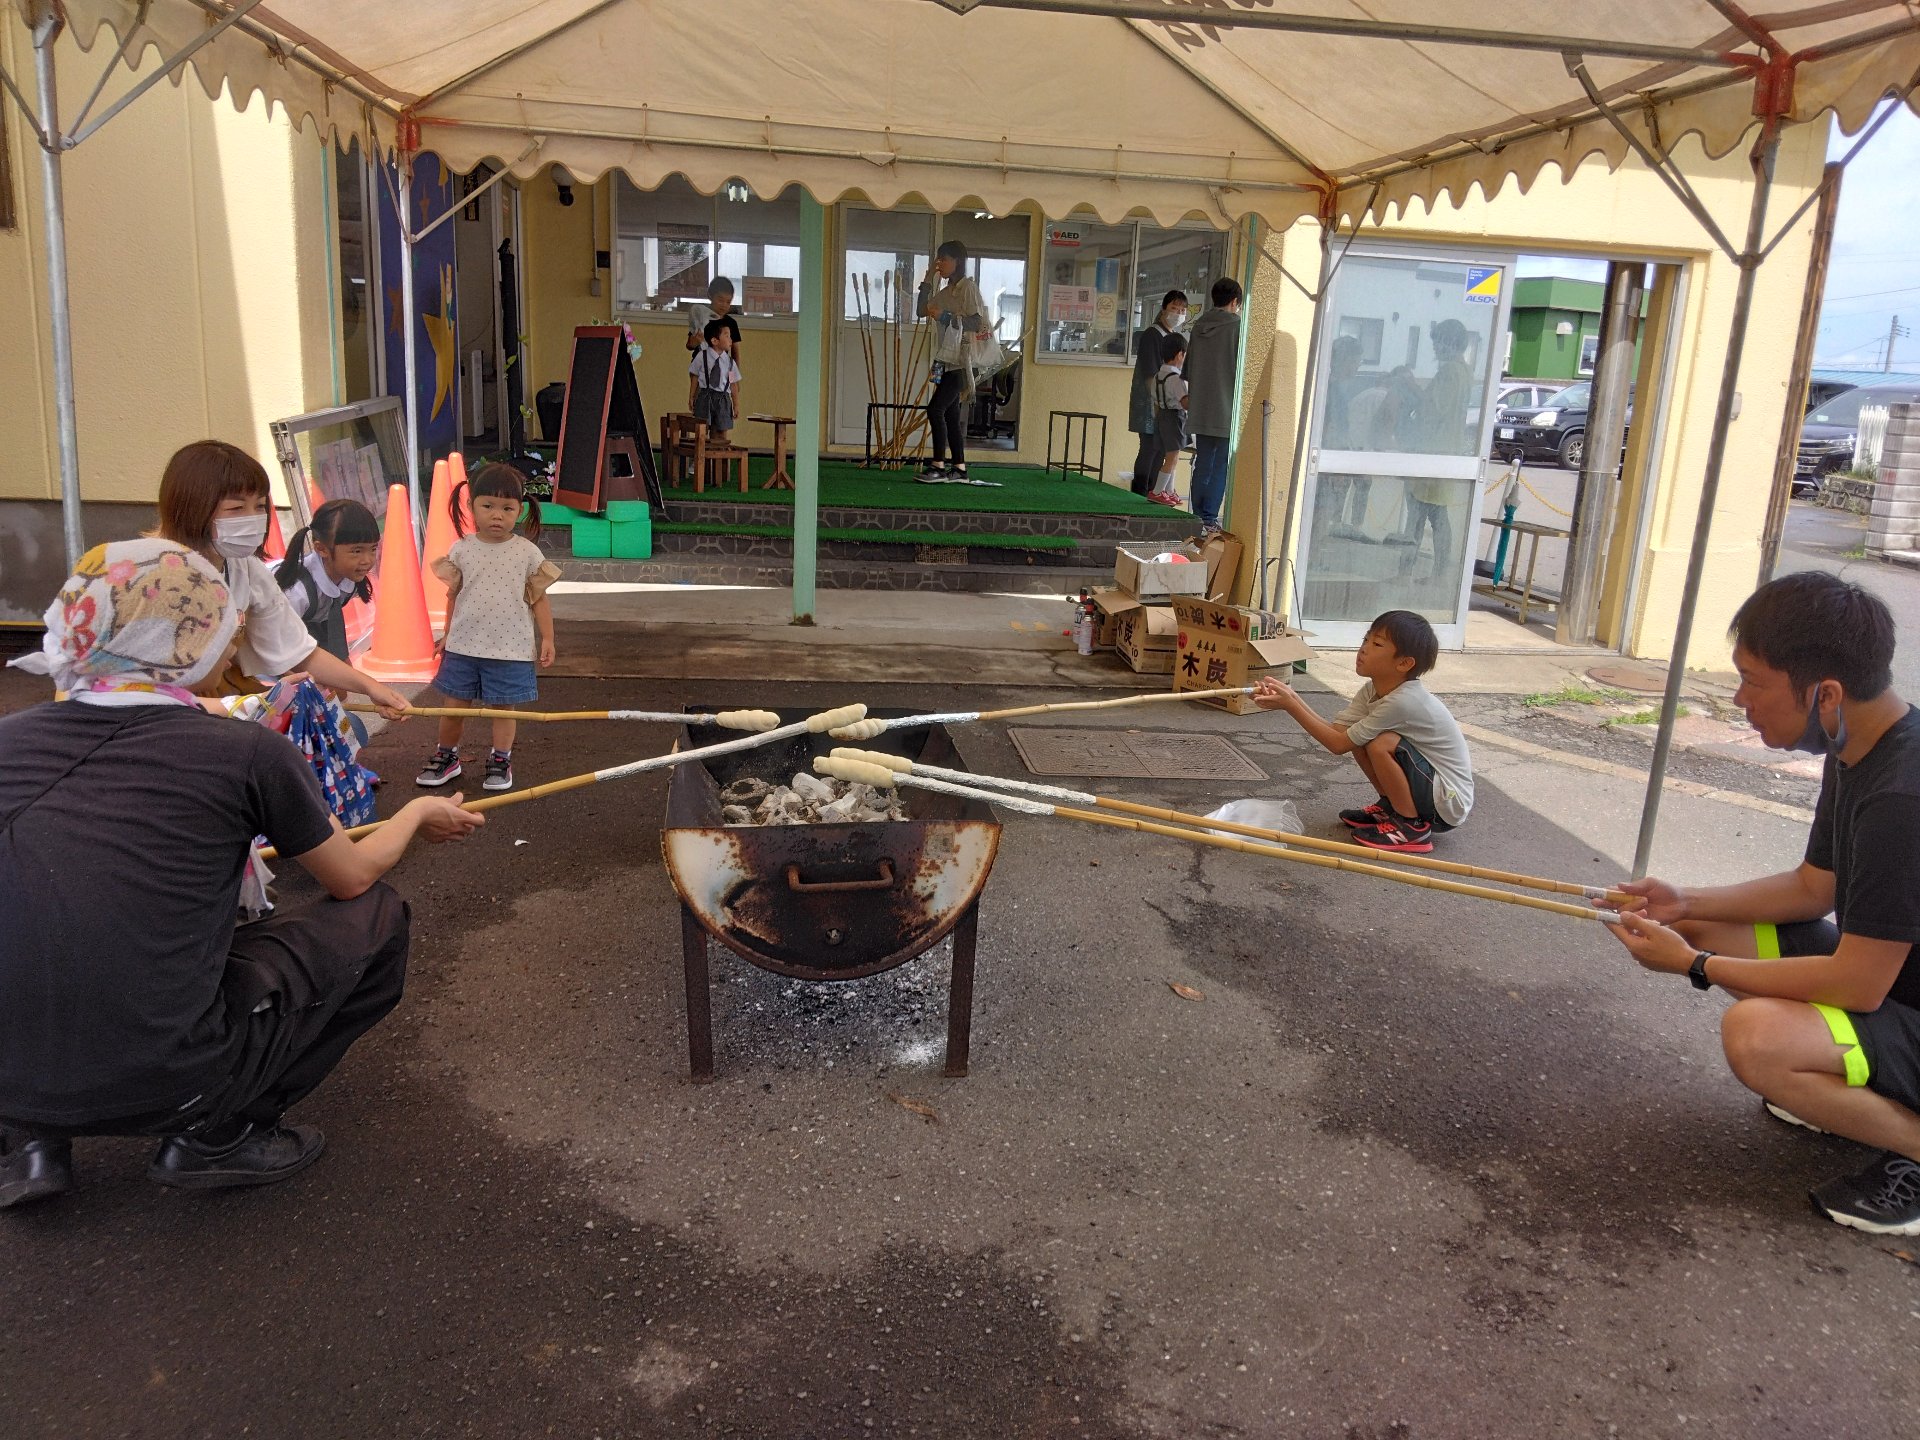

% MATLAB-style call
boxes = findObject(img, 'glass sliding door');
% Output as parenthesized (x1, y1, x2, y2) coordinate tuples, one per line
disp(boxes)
(1294, 247, 1516, 649)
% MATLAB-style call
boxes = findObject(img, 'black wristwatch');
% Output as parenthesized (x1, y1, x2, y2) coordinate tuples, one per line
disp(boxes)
(1688, 951, 1714, 991)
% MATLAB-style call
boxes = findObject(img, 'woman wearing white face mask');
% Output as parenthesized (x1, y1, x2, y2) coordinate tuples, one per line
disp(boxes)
(154, 441, 410, 716)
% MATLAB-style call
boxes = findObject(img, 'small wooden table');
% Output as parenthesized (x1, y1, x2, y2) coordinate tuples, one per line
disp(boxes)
(748, 413, 795, 489)
(1472, 516, 1566, 625)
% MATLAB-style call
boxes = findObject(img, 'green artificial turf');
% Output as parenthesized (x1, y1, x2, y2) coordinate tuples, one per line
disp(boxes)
(526, 444, 1170, 518)
(651, 520, 1074, 552)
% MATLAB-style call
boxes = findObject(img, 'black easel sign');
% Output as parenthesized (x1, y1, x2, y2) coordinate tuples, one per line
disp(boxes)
(552, 325, 665, 513)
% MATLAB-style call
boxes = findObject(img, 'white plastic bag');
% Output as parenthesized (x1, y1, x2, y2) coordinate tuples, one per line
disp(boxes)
(966, 333, 1008, 380)
(1203, 799, 1303, 844)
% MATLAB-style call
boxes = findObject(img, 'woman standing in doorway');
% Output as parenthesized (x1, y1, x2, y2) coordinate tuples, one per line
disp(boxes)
(917, 240, 992, 484)
(1129, 290, 1187, 496)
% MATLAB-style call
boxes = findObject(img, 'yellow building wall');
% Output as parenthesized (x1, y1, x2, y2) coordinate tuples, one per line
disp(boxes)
(0, 17, 336, 507)
(1234, 124, 1828, 666)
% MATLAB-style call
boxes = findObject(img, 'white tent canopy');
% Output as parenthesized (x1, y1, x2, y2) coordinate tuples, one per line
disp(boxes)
(9, 0, 1920, 872)
(33, 0, 1920, 226)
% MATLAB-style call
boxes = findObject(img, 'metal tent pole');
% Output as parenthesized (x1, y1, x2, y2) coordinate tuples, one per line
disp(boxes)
(1631, 132, 1780, 877)
(1268, 223, 1332, 619)
(30, 9, 83, 569)
(792, 193, 825, 623)
(398, 146, 422, 536)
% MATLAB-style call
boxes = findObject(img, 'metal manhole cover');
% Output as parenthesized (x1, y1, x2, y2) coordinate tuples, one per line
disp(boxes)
(1008, 728, 1267, 781)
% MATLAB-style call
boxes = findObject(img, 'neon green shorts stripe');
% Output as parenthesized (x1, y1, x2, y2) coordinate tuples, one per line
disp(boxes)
(1753, 923, 1782, 960)
(1811, 1003, 1871, 1087)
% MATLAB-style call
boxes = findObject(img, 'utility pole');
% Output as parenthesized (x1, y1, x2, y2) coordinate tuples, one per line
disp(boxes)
(1886, 314, 1910, 372)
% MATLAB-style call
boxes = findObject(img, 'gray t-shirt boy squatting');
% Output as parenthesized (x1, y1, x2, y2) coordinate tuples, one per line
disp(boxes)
(1334, 678, 1474, 826)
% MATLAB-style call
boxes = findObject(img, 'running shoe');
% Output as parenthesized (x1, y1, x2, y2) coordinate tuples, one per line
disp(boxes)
(1349, 815, 1434, 853)
(1763, 1099, 1827, 1134)
(1810, 1152, 1920, 1235)
(915, 464, 951, 484)
(484, 750, 514, 791)
(416, 746, 462, 787)
(1339, 801, 1391, 830)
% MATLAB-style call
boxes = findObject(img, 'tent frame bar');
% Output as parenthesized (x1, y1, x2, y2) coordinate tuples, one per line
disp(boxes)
(66, 0, 268, 149)
(415, 116, 1317, 196)
(178, 0, 403, 117)
(65, 0, 150, 138)
(962, 0, 1754, 67)
(1572, 60, 1740, 259)
(26, 4, 83, 569)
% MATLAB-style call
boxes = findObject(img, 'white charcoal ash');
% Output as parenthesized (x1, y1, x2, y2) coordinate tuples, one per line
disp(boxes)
(721, 772, 910, 826)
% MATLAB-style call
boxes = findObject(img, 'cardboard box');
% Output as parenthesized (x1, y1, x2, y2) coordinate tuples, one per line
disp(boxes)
(1113, 531, 1243, 602)
(1114, 545, 1208, 601)
(1093, 590, 1179, 673)
(1170, 597, 1314, 712)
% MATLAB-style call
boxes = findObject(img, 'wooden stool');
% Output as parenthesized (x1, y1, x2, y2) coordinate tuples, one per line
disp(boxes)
(693, 423, 749, 494)
(661, 412, 699, 488)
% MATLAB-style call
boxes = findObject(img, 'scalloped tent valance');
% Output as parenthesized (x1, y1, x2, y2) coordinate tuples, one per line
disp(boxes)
(38, 0, 1920, 229)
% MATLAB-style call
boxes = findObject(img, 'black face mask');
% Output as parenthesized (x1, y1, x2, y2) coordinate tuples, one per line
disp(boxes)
(1789, 686, 1849, 756)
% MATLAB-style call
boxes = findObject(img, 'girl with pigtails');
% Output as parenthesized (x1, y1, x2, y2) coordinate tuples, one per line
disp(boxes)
(416, 463, 561, 794)
(276, 498, 380, 662)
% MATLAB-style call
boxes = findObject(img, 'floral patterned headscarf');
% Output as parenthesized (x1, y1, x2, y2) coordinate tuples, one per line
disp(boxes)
(8, 539, 237, 699)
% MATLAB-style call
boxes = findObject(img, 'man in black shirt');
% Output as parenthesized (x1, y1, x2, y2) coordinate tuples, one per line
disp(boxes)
(1607, 572, 1920, 1234)
(1, 540, 482, 1210)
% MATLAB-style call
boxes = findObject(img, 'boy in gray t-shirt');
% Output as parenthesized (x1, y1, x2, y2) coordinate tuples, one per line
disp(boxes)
(1253, 609, 1472, 853)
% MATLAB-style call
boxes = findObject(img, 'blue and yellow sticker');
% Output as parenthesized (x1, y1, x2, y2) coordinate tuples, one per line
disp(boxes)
(1464, 266, 1502, 304)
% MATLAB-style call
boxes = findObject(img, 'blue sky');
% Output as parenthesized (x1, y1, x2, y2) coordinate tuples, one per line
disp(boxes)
(1513, 103, 1920, 373)
(1815, 101, 1920, 373)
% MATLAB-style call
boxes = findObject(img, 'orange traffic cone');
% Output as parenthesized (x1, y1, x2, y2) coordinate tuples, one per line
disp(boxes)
(264, 502, 287, 560)
(448, 450, 474, 529)
(360, 485, 438, 684)
(306, 479, 327, 525)
(420, 458, 455, 633)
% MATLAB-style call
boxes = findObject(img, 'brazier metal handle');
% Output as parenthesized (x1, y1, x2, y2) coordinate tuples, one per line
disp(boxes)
(784, 859, 896, 893)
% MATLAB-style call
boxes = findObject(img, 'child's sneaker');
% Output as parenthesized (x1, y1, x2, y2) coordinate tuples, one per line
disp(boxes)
(1810, 1152, 1920, 1234)
(416, 746, 462, 787)
(483, 750, 514, 791)
(1350, 814, 1434, 853)
(1339, 800, 1391, 830)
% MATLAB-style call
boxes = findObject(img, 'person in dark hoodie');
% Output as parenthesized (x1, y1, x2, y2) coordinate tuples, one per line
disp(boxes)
(1182, 277, 1243, 534)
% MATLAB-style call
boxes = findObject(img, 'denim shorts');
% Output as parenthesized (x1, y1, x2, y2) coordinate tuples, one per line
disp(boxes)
(432, 651, 538, 705)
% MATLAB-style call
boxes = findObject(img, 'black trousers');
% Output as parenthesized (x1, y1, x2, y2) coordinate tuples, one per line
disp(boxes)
(1132, 432, 1165, 495)
(1, 885, 410, 1142)
(927, 369, 969, 465)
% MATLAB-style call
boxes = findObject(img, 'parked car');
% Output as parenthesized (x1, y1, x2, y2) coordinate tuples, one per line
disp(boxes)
(1472, 381, 1558, 437)
(1793, 380, 1920, 496)
(1490, 381, 1632, 470)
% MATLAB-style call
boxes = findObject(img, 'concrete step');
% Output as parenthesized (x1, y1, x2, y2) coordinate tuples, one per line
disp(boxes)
(653, 495, 1197, 545)
(557, 550, 1108, 596)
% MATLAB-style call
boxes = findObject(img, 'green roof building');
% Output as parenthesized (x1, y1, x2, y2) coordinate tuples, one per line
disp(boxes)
(1505, 276, 1645, 381)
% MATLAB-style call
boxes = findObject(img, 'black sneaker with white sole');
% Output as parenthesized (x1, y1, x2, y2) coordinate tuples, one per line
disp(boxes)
(916, 464, 951, 484)
(416, 746, 462, 787)
(484, 750, 514, 791)
(1763, 1098, 1827, 1134)
(1810, 1152, 1920, 1235)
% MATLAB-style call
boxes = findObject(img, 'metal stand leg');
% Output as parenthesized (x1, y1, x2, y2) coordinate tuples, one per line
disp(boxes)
(944, 902, 978, 1078)
(680, 904, 715, 1083)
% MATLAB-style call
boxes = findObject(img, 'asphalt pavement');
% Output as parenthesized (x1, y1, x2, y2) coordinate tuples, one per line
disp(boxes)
(4, 665, 1918, 1439)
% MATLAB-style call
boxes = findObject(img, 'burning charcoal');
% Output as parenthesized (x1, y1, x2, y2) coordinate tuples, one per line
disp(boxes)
(790, 772, 836, 805)
(722, 777, 771, 805)
(722, 804, 755, 826)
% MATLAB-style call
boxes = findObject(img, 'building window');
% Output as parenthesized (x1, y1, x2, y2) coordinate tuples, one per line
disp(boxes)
(1578, 332, 1600, 376)
(1038, 217, 1228, 365)
(613, 174, 803, 319)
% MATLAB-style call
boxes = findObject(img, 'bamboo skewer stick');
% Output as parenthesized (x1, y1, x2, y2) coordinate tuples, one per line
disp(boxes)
(833, 748, 1633, 906)
(857, 274, 879, 418)
(826, 687, 1256, 740)
(347, 704, 781, 730)
(815, 757, 1619, 926)
(259, 703, 870, 861)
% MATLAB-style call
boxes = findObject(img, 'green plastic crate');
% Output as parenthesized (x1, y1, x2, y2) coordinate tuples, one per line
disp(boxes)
(611, 513, 652, 559)
(570, 517, 611, 558)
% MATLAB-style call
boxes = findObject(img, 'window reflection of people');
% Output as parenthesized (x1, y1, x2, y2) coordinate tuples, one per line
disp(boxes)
(1319, 335, 1375, 542)
(1396, 319, 1476, 583)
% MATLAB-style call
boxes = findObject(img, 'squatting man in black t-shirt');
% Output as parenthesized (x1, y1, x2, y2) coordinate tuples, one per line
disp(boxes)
(1605, 572, 1920, 1235)
(0, 539, 482, 1211)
